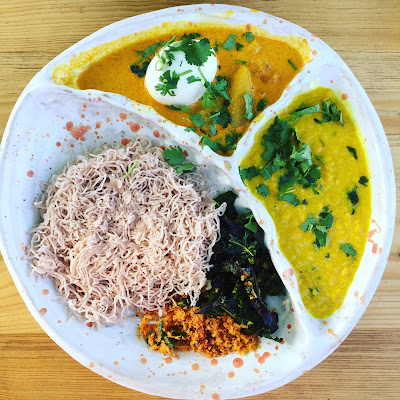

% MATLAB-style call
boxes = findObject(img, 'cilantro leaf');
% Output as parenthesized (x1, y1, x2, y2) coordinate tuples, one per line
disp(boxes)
(299, 214, 319, 232)
(163, 147, 186, 166)
(223, 34, 237, 50)
(213, 79, 231, 101)
(300, 206, 334, 249)
(155, 69, 192, 97)
(359, 176, 369, 186)
(321, 99, 343, 126)
(201, 90, 215, 108)
(200, 136, 221, 151)
(291, 99, 343, 126)
(182, 32, 201, 39)
(184, 126, 196, 132)
(347, 187, 359, 207)
(278, 192, 299, 206)
(163, 36, 212, 67)
(340, 243, 357, 257)
(243, 92, 254, 120)
(130, 61, 150, 78)
(209, 124, 217, 136)
(239, 166, 259, 182)
(291, 104, 321, 123)
(155, 70, 180, 96)
(220, 131, 241, 152)
(211, 106, 232, 128)
(278, 167, 299, 192)
(130, 42, 163, 67)
(163, 147, 195, 173)
(176, 162, 196, 173)
(347, 146, 358, 160)
(256, 184, 270, 197)
(190, 113, 205, 127)
(235, 59, 247, 65)
(235, 42, 244, 51)
(180, 37, 213, 66)
(243, 32, 254, 43)
(187, 75, 201, 83)
(257, 98, 267, 111)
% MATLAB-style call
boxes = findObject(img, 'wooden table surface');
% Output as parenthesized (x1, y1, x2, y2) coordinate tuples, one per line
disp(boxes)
(0, 1, 399, 399)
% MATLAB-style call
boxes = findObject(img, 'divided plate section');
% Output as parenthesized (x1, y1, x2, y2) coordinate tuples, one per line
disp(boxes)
(0, 83, 311, 399)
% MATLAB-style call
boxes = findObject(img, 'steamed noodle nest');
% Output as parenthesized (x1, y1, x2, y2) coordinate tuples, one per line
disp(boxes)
(28, 138, 225, 325)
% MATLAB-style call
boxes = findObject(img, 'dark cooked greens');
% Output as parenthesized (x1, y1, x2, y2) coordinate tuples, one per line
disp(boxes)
(197, 191, 285, 340)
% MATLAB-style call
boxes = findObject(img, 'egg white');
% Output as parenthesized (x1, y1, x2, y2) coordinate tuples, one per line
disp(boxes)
(145, 42, 218, 107)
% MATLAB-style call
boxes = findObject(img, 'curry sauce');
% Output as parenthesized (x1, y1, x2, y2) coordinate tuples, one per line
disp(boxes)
(53, 22, 309, 153)
(240, 87, 372, 319)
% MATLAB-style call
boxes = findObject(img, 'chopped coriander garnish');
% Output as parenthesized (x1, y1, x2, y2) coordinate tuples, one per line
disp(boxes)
(156, 36, 213, 70)
(300, 206, 334, 249)
(223, 34, 237, 50)
(278, 192, 299, 206)
(200, 136, 221, 151)
(358, 176, 369, 186)
(340, 243, 357, 257)
(163, 147, 195, 173)
(243, 92, 254, 120)
(243, 32, 254, 43)
(163, 147, 186, 166)
(346, 146, 358, 160)
(176, 162, 196, 173)
(235, 42, 244, 51)
(201, 90, 215, 108)
(131, 42, 163, 67)
(239, 166, 259, 182)
(182, 32, 201, 39)
(125, 161, 138, 178)
(347, 187, 359, 207)
(257, 98, 268, 111)
(155, 69, 192, 96)
(256, 184, 270, 197)
(291, 104, 322, 123)
(130, 61, 150, 78)
(213, 41, 222, 52)
(235, 60, 247, 65)
(291, 99, 344, 126)
(189, 113, 205, 127)
(184, 126, 196, 132)
(288, 59, 297, 70)
(209, 124, 217, 136)
(187, 75, 201, 84)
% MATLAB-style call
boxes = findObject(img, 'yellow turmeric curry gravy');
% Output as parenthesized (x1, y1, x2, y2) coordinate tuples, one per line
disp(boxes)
(53, 22, 309, 153)
(240, 87, 371, 319)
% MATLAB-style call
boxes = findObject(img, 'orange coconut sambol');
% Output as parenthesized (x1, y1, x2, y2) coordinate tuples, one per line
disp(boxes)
(139, 304, 259, 358)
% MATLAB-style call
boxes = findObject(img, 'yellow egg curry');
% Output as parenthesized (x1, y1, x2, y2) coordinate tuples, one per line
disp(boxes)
(52, 21, 310, 154)
(240, 87, 371, 318)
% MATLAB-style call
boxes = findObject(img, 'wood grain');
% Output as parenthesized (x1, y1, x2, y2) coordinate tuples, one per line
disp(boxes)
(0, 1, 399, 399)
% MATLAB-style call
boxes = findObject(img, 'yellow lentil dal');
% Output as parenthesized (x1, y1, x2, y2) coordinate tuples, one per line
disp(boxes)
(240, 87, 371, 319)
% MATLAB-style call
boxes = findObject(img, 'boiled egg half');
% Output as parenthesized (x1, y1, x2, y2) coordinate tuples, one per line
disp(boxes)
(145, 41, 218, 107)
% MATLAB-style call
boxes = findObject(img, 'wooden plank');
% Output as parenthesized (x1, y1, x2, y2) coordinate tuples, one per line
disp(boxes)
(0, 1, 399, 399)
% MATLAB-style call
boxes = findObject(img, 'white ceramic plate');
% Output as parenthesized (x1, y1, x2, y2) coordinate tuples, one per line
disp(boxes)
(0, 4, 395, 400)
